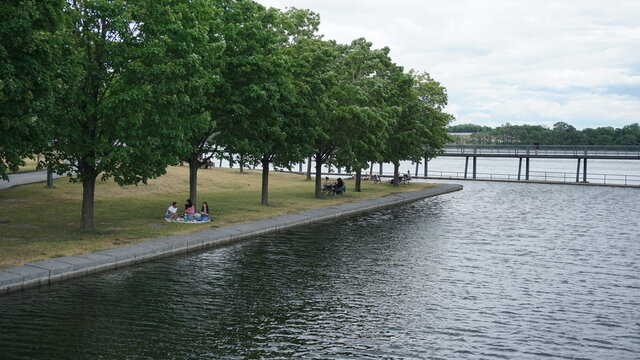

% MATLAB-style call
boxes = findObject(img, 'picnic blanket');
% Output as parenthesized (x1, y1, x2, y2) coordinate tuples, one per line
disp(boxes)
(165, 217, 211, 224)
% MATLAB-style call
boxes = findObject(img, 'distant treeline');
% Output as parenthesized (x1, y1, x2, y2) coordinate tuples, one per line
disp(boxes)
(447, 122, 640, 145)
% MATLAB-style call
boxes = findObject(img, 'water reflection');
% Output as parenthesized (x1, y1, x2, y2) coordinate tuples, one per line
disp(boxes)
(0, 181, 638, 359)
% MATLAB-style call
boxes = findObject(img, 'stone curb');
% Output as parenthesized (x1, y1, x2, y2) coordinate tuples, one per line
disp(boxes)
(0, 184, 462, 295)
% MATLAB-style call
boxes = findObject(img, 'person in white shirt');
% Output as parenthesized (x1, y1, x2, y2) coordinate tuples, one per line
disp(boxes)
(165, 201, 179, 220)
(323, 177, 333, 190)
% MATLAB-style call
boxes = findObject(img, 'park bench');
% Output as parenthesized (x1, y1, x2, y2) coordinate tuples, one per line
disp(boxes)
(322, 186, 336, 196)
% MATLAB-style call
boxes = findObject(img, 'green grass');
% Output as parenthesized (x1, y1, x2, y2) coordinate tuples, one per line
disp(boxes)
(12, 157, 41, 173)
(0, 166, 434, 268)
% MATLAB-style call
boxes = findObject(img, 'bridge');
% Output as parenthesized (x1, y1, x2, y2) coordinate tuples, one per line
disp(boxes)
(429, 145, 640, 184)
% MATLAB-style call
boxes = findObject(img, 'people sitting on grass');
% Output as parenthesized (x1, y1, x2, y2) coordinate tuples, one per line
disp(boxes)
(165, 199, 210, 222)
(165, 201, 180, 221)
(184, 199, 196, 220)
(200, 201, 211, 221)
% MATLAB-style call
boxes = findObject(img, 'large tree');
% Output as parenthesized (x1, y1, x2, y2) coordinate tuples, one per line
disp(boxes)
(211, 2, 319, 205)
(381, 71, 452, 186)
(45, 0, 218, 231)
(332, 40, 400, 192)
(308, 38, 396, 197)
(0, 0, 65, 179)
(286, 38, 342, 198)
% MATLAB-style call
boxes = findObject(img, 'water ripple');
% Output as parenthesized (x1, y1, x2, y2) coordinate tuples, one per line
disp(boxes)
(0, 181, 639, 359)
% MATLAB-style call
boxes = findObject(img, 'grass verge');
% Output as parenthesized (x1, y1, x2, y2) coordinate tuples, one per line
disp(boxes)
(0, 166, 435, 268)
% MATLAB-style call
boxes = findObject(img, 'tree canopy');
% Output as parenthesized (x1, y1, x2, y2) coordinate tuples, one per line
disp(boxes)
(43, 0, 222, 230)
(2, 0, 454, 230)
(449, 122, 640, 145)
(0, 0, 65, 179)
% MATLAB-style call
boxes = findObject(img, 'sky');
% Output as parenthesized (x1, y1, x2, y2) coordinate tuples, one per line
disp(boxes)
(256, 0, 640, 130)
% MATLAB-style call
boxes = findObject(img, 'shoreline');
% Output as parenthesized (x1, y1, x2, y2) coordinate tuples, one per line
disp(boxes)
(0, 183, 462, 295)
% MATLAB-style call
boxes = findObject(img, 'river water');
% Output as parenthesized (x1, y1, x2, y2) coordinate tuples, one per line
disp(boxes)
(0, 181, 638, 359)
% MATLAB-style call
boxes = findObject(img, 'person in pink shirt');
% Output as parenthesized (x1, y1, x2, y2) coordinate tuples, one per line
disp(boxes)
(184, 199, 196, 220)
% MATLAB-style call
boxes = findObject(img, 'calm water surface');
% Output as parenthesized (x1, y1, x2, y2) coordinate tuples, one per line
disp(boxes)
(1, 181, 638, 359)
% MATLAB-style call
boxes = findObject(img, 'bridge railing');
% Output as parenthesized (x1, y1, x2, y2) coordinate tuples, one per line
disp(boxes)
(424, 170, 640, 186)
(442, 145, 640, 158)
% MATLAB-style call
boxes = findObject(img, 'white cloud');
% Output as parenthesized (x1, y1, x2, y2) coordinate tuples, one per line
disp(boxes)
(258, 0, 640, 129)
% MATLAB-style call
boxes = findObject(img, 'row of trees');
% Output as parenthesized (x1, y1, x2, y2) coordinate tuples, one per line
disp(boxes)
(448, 122, 640, 145)
(1, 0, 452, 231)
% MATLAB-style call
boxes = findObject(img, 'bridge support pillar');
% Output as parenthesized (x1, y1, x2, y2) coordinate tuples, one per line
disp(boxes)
(526, 157, 530, 180)
(473, 156, 477, 179)
(583, 158, 588, 182)
(518, 158, 522, 180)
(464, 156, 469, 178)
(576, 158, 581, 182)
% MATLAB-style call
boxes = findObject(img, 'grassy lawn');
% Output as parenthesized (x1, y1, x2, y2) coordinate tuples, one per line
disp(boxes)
(0, 166, 434, 268)
(10, 157, 41, 173)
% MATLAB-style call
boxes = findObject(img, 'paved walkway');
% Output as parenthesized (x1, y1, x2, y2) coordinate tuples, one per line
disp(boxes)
(0, 183, 462, 295)
(0, 170, 67, 190)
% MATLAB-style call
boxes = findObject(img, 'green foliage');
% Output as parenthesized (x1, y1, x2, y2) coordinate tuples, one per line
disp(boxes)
(0, 0, 65, 179)
(447, 123, 492, 133)
(462, 122, 640, 145)
(332, 38, 398, 171)
(2, 0, 459, 225)
(42, 0, 221, 230)
(381, 70, 452, 167)
(207, 1, 322, 204)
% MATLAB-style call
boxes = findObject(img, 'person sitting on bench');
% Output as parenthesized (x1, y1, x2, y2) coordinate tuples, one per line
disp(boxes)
(402, 170, 412, 183)
(323, 177, 333, 190)
(335, 178, 346, 194)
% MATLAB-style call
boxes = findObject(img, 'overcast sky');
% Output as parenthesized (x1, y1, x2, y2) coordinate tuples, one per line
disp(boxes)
(257, 0, 640, 129)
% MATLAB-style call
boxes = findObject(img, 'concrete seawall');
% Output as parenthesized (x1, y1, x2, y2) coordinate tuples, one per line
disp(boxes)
(0, 184, 462, 295)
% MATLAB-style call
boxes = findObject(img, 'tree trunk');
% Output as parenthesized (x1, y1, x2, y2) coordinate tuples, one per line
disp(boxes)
(188, 156, 199, 209)
(306, 155, 312, 180)
(393, 162, 400, 187)
(46, 167, 54, 188)
(261, 156, 269, 205)
(80, 173, 97, 231)
(315, 153, 323, 198)
(239, 155, 244, 173)
(355, 169, 362, 192)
